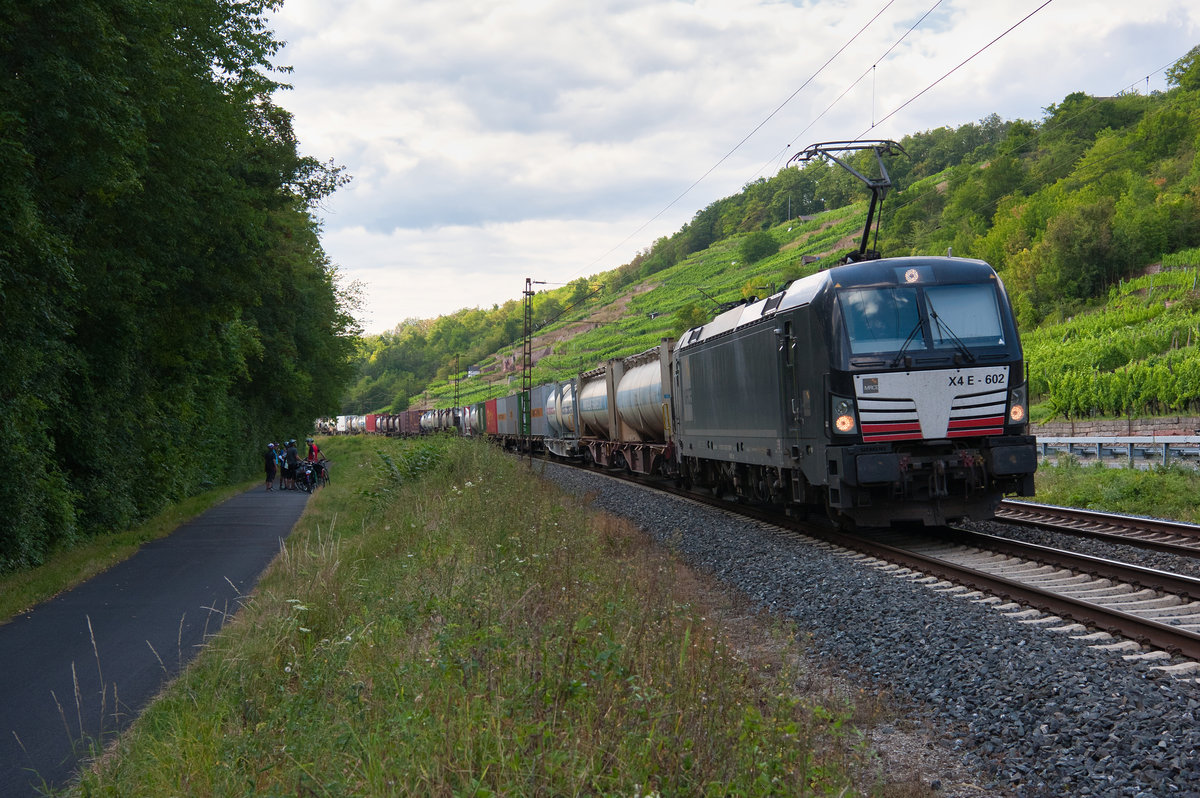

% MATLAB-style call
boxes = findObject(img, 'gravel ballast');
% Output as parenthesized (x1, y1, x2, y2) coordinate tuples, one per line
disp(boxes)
(539, 462, 1200, 798)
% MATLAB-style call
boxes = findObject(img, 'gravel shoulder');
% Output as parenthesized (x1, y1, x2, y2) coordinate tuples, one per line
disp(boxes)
(539, 461, 1200, 798)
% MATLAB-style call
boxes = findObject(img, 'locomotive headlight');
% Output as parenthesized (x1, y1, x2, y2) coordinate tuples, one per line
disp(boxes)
(1008, 383, 1028, 424)
(832, 397, 857, 435)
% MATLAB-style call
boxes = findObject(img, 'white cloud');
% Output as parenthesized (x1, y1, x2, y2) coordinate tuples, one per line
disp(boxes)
(325, 214, 671, 334)
(268, 0, 1200, 333)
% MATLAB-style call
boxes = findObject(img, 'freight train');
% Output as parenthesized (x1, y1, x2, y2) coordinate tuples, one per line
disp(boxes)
(332, 255, 1037, 527)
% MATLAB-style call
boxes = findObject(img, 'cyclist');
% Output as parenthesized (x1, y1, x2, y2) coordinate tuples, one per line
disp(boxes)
(285, 439, 300, 490)
(264, 443, 277, 491)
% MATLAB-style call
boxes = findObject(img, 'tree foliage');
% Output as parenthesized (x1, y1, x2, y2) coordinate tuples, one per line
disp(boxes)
(0, 1, 357, 571)
(739, 230, 780, 265)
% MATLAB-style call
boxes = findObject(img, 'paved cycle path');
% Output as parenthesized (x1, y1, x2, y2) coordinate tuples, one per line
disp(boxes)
(0, 486, 309, 796)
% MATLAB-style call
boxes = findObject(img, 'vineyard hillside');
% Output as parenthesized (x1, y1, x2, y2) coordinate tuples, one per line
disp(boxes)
(343, 46, 1200, 423)
(1023, 252, 1200, 421)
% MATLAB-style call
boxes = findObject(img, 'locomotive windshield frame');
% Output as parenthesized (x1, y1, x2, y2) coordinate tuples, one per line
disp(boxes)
(827, 259, 1022, 370)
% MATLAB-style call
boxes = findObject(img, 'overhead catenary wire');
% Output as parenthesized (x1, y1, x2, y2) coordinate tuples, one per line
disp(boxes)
(857, 0, 1055, 137)
(751, 0, 945, 183)
(574, 0, 901, 279)
(563, 0, 1174, 322)
(581, 0, 1052, 284)
(649, 43, 1185, 315)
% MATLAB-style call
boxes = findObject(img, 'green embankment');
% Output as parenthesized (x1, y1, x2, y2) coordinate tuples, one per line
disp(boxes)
(70, 435, 908, 797)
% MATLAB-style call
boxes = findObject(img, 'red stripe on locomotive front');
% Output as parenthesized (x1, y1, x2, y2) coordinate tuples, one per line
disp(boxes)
(861, 422, 922, 434)
(948, 415, 1005, 430)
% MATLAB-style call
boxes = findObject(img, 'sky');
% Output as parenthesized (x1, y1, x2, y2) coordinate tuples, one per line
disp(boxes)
(265, 0, 1200, 335)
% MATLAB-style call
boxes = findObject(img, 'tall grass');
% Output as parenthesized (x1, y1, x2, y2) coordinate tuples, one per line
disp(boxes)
(71, 436, 917, 796)
(1033, 458, 1200, 523)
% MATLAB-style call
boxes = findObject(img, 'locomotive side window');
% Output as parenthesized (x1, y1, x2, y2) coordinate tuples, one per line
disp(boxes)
(838, 287, 923, 355)
(924, 284, 1005, 348)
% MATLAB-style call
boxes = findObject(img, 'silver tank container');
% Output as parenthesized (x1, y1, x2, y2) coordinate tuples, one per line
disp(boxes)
(557, 382, 578, 435)
(545, 388, 562, 436)
(578, 376, 610, 437)
(616, 361, 666, 439)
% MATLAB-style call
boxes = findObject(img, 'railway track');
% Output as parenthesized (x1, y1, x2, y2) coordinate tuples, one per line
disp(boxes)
(842, 525, 1200, 665)
(583, 463, 1200, 668)
(996, 499, 1200, 556)
(537, 452, 1200, 794)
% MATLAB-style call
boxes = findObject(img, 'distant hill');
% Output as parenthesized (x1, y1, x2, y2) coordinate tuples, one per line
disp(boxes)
(343, 45, 1200, 421)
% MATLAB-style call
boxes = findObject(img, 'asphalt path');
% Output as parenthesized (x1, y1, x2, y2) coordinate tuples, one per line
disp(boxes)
(0, 486, 309, 796)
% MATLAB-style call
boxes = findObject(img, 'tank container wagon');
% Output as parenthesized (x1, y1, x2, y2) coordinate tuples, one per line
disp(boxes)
(544, 379, 581, 459)
(544, 340, 676, 474)
(461, 402, 487, 437)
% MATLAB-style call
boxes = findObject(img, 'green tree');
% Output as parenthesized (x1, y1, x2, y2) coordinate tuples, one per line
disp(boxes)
(0, 0, 357, 570)
(1166, 44, 1200, 91)
(671, 303, 710, 337)
(739, 230, 780, 264)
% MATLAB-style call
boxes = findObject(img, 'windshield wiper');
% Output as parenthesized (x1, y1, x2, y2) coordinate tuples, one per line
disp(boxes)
(889, 318, 924, 368)
(928, 304, 976, 364)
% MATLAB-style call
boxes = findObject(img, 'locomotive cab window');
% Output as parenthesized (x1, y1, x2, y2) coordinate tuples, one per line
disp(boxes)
(924, 284, 1005, 349)
(838, 287, 924, 355)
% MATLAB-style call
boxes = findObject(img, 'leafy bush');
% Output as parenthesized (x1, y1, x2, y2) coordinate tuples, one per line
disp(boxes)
(739, 230, 780, 264)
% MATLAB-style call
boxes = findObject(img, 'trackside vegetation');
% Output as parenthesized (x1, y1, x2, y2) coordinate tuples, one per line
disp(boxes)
(70, 436, 926, 797)
(1022, 261, 1200, 419)
(1032, 459, 1200, 524)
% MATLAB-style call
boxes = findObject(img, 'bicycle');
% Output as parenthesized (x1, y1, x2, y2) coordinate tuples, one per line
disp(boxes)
(296, 461, 317, 493)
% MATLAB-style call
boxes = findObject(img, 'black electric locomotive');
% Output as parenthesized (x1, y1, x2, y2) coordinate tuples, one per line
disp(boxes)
(673, 255, 1037, 526)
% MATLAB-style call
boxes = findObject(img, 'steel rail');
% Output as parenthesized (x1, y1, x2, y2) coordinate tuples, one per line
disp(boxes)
(997, 500, 1200, 556)
(821, 528, 1200, 661)
(936, 527, 1200, 599)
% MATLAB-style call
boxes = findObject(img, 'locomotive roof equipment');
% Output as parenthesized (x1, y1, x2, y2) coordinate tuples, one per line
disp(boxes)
(789, 139, 907, 263)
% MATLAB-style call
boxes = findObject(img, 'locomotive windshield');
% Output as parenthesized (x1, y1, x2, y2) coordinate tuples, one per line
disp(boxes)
(840, 286, 924, 354)
(838, 282, 1005, 357)
(924, 284, 1005, 350)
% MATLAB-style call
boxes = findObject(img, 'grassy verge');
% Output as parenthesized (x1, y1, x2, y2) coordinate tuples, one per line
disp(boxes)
(69, 435, 925, 797)
(1033, 458, 1200, 523)
(0, 480, 255, 625)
